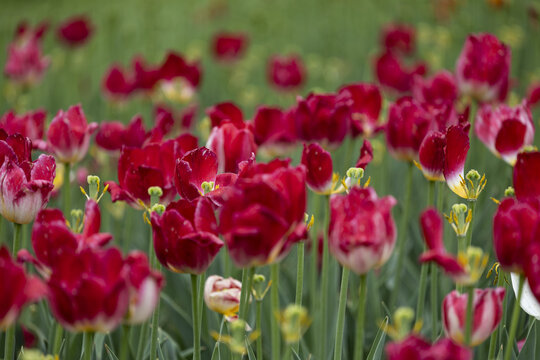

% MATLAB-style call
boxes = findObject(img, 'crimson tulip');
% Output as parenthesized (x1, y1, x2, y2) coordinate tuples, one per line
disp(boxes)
(102, 65, 134, 99)
(337, 83, 383, 137)
(412, 70, 458, 105)
(0, 109, 46, 149)
(251, 106, 297, 155)
(527, 82, 540, 108)
(381, 23, 416, 55)
(57, 16, 93, 47)
(267, 55, 305, 91)
(375, 51, 426, 94)
(206, 102, 245, 129)
(301, 142, 333, 194)
(386, 334, 471, 360)
(212, 32, 248, 62)
(513, 151, 540, 201)
(95, 115, 148, 152)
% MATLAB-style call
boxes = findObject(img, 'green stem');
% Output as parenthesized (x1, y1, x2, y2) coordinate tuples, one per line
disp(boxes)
(293, 242, 305, 353)
(390, 162, 413, 309)
(430, 264, 438, 340)
(334, 267, 350, 360)
(504, 275, 525, 360)
(354, 274, 368, 360)
(318, 195, 331, 360)
(136, 322, 149, 360)
(11, 223, 21, 256)
(271, 263, 281, 360)
(464, 285, 474, 346)
(192, 274, 201, 360)
(119, 325, 130, 360)
(415, 262, 429, 329)
(488, 270, 505, 359)
(148, 219, 161, 360)
(4, 223, 23, 360)
(256, 300, 263, 360)
(52, 323, 64, 356)
(83, 332, 95, 360)
(427, 181, 435, 208)
(238, 268, 255, 321)
(63, 162, 71, 215)
(465, 200, 476, 248)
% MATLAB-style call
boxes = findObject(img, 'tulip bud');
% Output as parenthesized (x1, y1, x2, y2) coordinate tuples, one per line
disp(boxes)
(204, 275, 242, 317)
(504, 186, 515, 197)
(278, 304, 311, 344)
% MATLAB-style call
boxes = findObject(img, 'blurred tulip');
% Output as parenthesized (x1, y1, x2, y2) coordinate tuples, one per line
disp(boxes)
(267, 55, 305, 91)
(204, 275, 242, 317)
(212, 32, 248, 62)
(381, 23, 416, 55)
(301, 142, 334, 194)
(329, 187, 397, 275)
(386, 334, 472, 360)
(151, 197, 223, 274)
(527, 82, 540, 108)
(442, 288, 505, 346)
(375, 51, 426, 94)
(251, 106, 297, 155)
(412, 70, 458, 105)
(337, 83, 383, 137)
(95, 115, 148, 152)
(206, 102, 244, 129)
(456, 33, 510, 103)
(57, 16, 93, 47)
(102, 65, 134, 99)
(513, 151, 540, 201)
(0, 109, 46, 149)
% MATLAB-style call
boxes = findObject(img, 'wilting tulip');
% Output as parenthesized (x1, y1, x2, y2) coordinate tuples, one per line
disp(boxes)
(220, 160, 307, 267)
(442, 288, 505, 346)
(475, 101, 534, 165)
(95, 115, 148, 152)
(251, 106, 297, 155)
(47, 247, 130, 332)
(385, 334, 472, 360)
(206, 102, 245, 129)
(337, 83, 383, 137)
(267, 55, 306, 91)
(204, 275, 242, 317)
(151, 197, 223, 274)
(513, 151, 540, 201)
(0, 132, 56, 224)
(107, 133, 197, 207)
(0, 109, 46, 149)
(412, 70, 458, 105)
(381, 23, 416, 55)
(47, 104, 98, 164)
(375, 51, 426, 94)
(212, 32, 248, 62)
(0, 247, 46, 330)
(124, 251, 163, 324)
(385, 97, 432, 161)
(57, 16, 93, 47)
(455, 33, 510, 103)
(301, 143, 334, 194)
(328, 187, 397, 275)
(294, 93, 350, 147)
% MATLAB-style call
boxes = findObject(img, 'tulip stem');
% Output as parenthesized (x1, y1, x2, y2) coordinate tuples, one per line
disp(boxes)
(390, 162, 413, 309)
(119, 324, 130, 360)
(504, 275, 525, 360)
(4, 222, 23, 360)
(239, 267, 255, 321)
(488, 270, 505, 359)
(191, 274, 201, 360)
(465, 200, 476, 248)
(334, 267, 350, 360)
(415, 262, 429, 329)
(136, 321, 149, 360)
(354, 274, 368, 360)
(256, 300, 263, 360)
(430, 264, 438, 340)
(464, 285, 474, 346)
(148, 219, 161, 360)
(271, 263, 281, 360)
(52, 323, 64, 356)
(11, 222, 21, 256)
(293, 242, 305, 354)
(318, 195, 331, 360)
(63, 162, 71, 215)
(83, 331, 94, 360)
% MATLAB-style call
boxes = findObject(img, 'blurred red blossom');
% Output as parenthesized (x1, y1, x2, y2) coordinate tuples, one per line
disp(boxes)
(267, 54, 306, 91)
(57, 16, 93, 47)
(212, 31, 248, 62)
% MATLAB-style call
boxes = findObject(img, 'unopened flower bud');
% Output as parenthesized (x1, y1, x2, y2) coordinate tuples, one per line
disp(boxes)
(504, 186, 515, 197)
(252, 274, 270, 301)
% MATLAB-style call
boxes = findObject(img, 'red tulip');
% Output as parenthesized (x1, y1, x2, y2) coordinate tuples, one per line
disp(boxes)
(212, 32, 248, 62)
(513, 151, 540, 201)
(355, 139, 374, 170)
(251, 106, 297, 154)
(159, 51, 202, 89)
(475, 101, 534, 165)
(527, 82, 540, 108)
(0, 109, 46, 149)
(0, 247, 46, 330)
(57, 16, 93, 47)
(220, 160, 307, 267)
(375, 51, 426, 94)
(337, 83, 383, 137)
(301, 143, 333, 194)
(442, 288, 505, 346)
(47, 104, 98, 164)
(47, 247, 130, 332)
(294, 93, 350, 147)
(328, 187, 397, 275)
(151, 197, 223, 274)
(386, 334, 472, 360)
(456, 33, 510, 103)
(124, 251, 164, 324)
(102, 65, 135, 99)
(107, 134, 198, 208)
(267, 55, 306, 91)
(381, 23, 416, 55)
(95, 115, 148, 152)
(385, 97, 433, 161)
(412, 70, 458, 105)
(155, 104, 197, 134)
(206, 102, 245, 129)
(0, 132, 55, 224)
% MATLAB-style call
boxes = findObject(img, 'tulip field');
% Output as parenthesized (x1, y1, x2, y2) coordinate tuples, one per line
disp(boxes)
(2, 0, 540, 359)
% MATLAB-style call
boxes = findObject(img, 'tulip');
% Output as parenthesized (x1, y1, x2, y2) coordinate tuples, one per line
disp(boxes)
(57, 16, 93, 47)
(102, 65, 134, 99)
(251, 106, 297, 156)
(381, 23, 416, 55)
(510, 272, 540, 320)
(328, 186, 397, 275)
(475, 101, 534, 165)
(212, 32, 248, 62)
(301, 143, 334, 194)
(455, 33, 510, 103)
(385, 334, 472, 360)
(513, 151, 540, 201)
(47, 104, 98, 164)
(151, 197, 223, 274)
(375, 51, 426, 94)
(0, 109, 46, 149)
(159, 51, 201, 90)
(204, 275, 242, 317)
(412, 70, 458, 105)
(206, 101, 245, 129)
(527, 82, 540, 108)
(220, 160, 307, 267)
(442, 288, 505, 346)
(47, 247, 130, 332)
(0, 132, 56, 224)
(336, 83, 383, 137)
(95, 115, 148, 152)
(267, 55, 306, 91)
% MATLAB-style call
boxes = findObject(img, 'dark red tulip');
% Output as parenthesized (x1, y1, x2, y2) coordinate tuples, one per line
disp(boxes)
(513, 152, 540, 201)
(475, 101, 534, 165)
(301, 143, 333, 194)
(220, 160, 307, 267)
(267, 55, 306, 91)
(527, 82, 540, 108)
(386, 335, 471, 360)
(381, 23, 416, 55)
(294, 93, 350, 147)
(95, 115, 148, 152)
(0, 109, 46, 149)
(155, 104, 197, 134)
(329, 187, 397, 275)
(151, 197, 223, 274)
(251, 106, 297, 151)
(102, 65, 135, 99)
(456, 33, 510, 103)
(159, 51, 202, 89)
(0, 247, 46, 330)
(47, 247, 130, 332)
(412, 70, 458, 105)
(212, 32, 248, 62)
(385, 96, 433, 161)
(107, 134, 198, 208)
(57, 16, 93, 47)
(355, 139, 374, 169)
(337, 83, 383, 137)
(375, 51, 427, 94)
(206, 102, 245, 129)
(0, 131, 56, 224)
(47, 104, 98, 164)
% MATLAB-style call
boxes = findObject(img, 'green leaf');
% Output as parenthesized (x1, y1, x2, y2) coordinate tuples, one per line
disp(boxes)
(517, 321, 536, 360)
(366, 316, 388, 360)
(104, 344, 120, 360)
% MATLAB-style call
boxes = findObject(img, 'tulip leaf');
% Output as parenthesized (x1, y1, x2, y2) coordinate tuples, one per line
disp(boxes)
(517, 321, 536, 360)
(292, 348, 302, 360)
(246, 339, 256, 360)
(94, 332, 106, 360)
(104, 344, 120, 360)
(366, 316, 388, 360)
